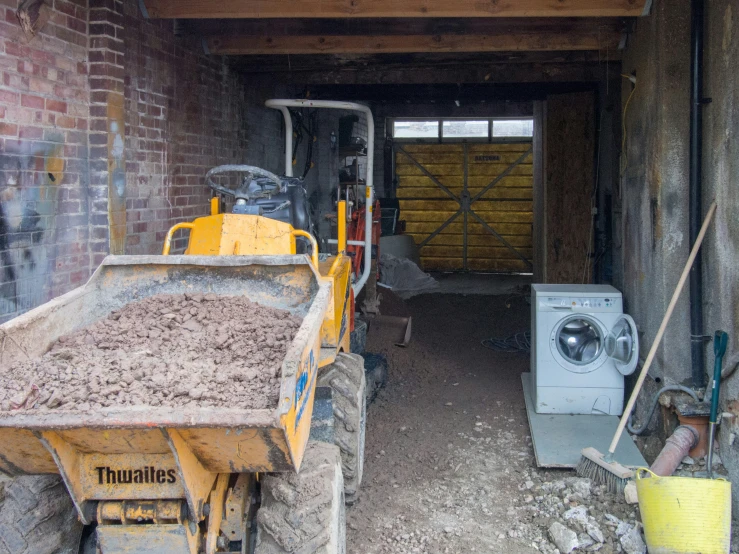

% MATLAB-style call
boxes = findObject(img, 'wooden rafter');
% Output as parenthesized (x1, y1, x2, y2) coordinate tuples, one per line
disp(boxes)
(142, 0, 650, 19)
(207, 31, 622, 55)
(235, 60, 622, 85)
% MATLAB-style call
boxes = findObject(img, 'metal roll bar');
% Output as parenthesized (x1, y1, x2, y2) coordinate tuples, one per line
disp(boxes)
(266, 99, 375, 295)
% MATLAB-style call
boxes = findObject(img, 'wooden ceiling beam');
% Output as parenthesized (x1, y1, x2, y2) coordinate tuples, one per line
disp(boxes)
(207, 31, 623, 55)
(228, 50, 622, 71)
(142, 0, 650, 19)
(236, 61, 622, 85)
(187, 17, 629, 36)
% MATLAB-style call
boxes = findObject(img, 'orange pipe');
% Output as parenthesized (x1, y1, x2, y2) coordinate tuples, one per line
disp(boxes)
(337, 200, 347, 254)
(162, 223, 195, 255)
(292, 230, 319, 269)
(650, 425, 700, 477)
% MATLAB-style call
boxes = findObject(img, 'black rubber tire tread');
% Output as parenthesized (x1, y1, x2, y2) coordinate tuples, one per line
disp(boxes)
(0, 475, 82, 554)
(316, 352, 366, 504)
(255, 441, 345, 554)
(363, 353, 389, 403)
(349, 319, 367, 355)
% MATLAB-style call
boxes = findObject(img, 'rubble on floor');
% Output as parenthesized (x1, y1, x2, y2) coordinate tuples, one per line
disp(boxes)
(518, 473, 646, 554)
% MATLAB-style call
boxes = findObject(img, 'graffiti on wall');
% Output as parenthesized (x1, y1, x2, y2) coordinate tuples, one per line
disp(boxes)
(0, 138, 64, 322)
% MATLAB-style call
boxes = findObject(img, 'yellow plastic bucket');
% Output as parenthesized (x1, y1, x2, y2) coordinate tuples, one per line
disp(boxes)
(635, 468, 731, 554)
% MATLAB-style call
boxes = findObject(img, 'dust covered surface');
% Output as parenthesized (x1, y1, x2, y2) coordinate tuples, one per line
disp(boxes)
(348, 292, 654, 554)
(0, 294, 302, 412)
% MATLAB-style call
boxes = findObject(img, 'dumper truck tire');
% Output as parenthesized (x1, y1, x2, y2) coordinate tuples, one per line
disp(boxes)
(0, 474, 82, 554)
(255, 441, 345, 554)
(363, 352, 389, 403)
(317, 352, 366, 504)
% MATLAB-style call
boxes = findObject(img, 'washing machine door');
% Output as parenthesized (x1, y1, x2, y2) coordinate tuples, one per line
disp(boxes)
(550, 314, 607, 374)
(605, 314, 639, 375)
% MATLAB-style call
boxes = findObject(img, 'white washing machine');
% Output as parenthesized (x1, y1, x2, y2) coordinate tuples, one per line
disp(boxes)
(531, 284, 639, 415)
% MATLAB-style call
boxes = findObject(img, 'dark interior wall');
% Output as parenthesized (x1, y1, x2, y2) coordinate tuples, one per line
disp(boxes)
(703, 0, 739, 498)
(0, 1, 282, 322)
(621, 0, 739, 499)
(544, 91, 596, 284)
(619, 0, 693, 388)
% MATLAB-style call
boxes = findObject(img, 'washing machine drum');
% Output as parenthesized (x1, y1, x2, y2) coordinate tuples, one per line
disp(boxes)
(557, 318, 603, 366)
(551, 314, 639, 376)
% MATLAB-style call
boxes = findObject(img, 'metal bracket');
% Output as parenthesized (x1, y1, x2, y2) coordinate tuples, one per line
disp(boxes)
(220, 474, 254, 544)
(97, 523, 199, 554)
(206, 473, 230, 554)
(163, 428, 218, 522)
(35, 431, 93, 525)
(309, 386, 335, 445)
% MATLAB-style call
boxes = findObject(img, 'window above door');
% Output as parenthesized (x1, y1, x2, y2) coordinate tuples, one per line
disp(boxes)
(392, 117, 534, 143)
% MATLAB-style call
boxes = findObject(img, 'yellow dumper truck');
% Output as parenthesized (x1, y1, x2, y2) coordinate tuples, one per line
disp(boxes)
(0, 100, 376, 554)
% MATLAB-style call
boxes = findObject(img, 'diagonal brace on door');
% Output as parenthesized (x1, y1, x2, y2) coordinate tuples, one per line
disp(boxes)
(396, 144, 534, 271)
(469, 209, 533, 270)
(396, 146, 459, 203)
(472, 146, 533, 203)
(417, 209, 463, 249)
(396, 145, 465, 252)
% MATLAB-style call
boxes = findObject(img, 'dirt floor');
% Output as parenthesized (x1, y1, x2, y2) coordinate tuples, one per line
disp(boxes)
(347, 291, 646, 554)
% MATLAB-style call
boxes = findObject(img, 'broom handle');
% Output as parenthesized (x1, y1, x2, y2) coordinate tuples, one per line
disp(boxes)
(607, 200, 717, 456)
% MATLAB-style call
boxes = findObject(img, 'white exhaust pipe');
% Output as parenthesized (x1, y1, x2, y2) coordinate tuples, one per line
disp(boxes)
(265, 99, 375, 295)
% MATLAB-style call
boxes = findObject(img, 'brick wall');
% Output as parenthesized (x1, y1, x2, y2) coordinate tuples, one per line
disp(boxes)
(0, 0, 90, 323)
(0, 1, 283, 322)
(122, 4, 282, 255)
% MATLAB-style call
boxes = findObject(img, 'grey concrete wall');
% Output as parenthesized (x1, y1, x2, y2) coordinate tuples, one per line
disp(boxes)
(703, 0, 739, 493)
(619, 0, 692, 387)
(621, 0, 739, 505)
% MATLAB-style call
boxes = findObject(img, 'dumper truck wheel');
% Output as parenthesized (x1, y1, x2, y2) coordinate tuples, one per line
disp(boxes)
(363, 352, 389, 403)
(0, 474, 82, 554)
(255, 441, 345, 554)
(317, 352, 366, 504)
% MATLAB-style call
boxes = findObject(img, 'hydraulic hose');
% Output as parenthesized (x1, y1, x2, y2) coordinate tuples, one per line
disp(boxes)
(628, 385, 700, 435)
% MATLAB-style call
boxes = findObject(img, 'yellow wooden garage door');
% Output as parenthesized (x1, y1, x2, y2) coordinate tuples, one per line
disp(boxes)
(395, 142, 534, 272)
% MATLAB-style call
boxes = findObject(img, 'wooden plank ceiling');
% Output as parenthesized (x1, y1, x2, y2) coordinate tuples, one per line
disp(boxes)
(142, 0, 650, 19)
(202, 18, 626, 55)
(141, 1, 644, 83)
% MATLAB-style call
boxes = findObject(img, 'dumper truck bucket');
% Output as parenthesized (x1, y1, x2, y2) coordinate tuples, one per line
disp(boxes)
(0, 255, 332, 524)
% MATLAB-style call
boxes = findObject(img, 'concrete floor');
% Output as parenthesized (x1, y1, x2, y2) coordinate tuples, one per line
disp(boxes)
(430, 272, 532, 296)
(348, 291, 537, 553)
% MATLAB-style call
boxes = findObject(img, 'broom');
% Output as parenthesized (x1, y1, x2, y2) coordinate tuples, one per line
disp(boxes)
(577, 201, 717, 493)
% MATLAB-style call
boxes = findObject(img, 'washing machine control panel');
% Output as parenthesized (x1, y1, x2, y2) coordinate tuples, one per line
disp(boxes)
(539, 296, 622, 312)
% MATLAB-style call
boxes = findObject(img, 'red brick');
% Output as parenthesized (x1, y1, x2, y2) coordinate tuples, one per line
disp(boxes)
(69, 269, 89, 286)
(67, 17, 86, 34)
(18, 126, 42, 139)
(20, 94, 44, 109)
(46, 99, 67, 113)
(0, 122, 17, 136)
(55, 115, 76, 128)
(0, 89, 18, 104)
(16, 60, 35, 74)
(4, 40, 29, 58)
(29, 49, 55, 67)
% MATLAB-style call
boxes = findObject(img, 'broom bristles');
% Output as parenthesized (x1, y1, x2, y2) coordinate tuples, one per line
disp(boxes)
(576, 447, 635, 495)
